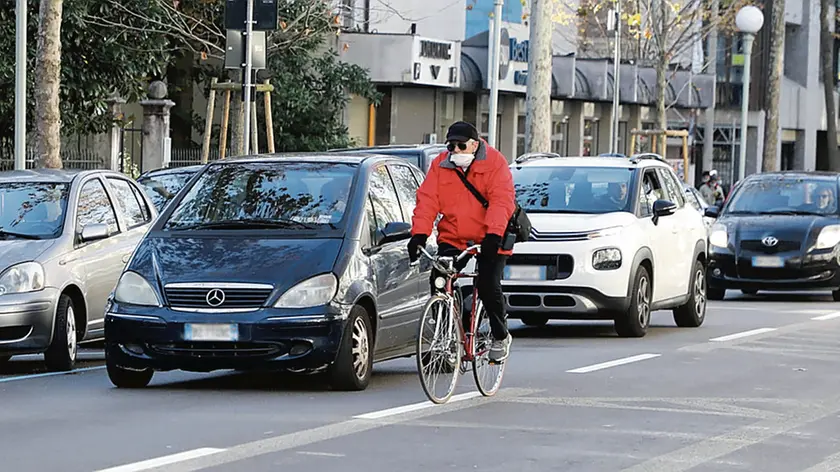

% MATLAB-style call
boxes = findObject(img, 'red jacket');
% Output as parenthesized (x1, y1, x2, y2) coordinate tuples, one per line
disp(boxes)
(412, 140, 516, 255)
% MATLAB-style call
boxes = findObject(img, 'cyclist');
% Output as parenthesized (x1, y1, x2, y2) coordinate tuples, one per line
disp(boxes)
(407, 121, 516, 363)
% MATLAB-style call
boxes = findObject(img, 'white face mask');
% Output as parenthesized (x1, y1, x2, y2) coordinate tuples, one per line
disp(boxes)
(450, 153, 475, 168)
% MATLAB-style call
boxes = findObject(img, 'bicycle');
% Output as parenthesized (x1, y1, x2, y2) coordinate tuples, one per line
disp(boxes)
(409, 244, 507, 404)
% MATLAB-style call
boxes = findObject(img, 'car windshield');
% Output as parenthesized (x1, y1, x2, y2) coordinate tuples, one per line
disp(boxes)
(137, 171, 197, 210)
(0, 182, 69, 239)
(162, 161, 357, 231)
(724, 177, 839, 216)
(513, 166, 636, 214)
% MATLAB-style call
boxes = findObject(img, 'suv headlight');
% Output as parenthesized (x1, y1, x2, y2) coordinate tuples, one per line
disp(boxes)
(592, 248, 621, 270)
(816, 225, 840, 249)
(0, 262, 45, 295)
(587, 226, 622, 239)
(709, 224, 728, 248)
(114, 271, 161, 306)
(274, 273, 338, 309)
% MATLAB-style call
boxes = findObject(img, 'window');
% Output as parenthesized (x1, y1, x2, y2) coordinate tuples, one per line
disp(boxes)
(368, 165, 404, 245)
(388, 164, 420, 222)
(0, 182, 69, 239)
(77, 178, 118, 236)
(137, 171, 196, 211)
(656, 168, 686, 208)
(684, 187, 702, 212)
(107, 178, 148, 228)
(725, 177, 840, 216)
(512, 165, 635, 214)
(128, 183, 152, 221)
(639, 170, 665, 217)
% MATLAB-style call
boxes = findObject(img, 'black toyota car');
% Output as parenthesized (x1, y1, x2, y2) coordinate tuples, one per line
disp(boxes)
(104, 153, 433, 391)
(705, 171, 840, 300)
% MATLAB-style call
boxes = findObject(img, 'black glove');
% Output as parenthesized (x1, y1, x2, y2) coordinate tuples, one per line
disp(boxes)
(408, 234, 428, 262)
(481, 233, 502, 257)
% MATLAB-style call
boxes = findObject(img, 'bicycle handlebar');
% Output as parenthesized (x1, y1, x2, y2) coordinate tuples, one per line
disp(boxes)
(409, 244, 481, 273)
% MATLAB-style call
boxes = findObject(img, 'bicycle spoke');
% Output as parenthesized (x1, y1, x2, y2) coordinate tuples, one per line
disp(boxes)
(416, 297, 461, 404)
(471, 302, 505, 396)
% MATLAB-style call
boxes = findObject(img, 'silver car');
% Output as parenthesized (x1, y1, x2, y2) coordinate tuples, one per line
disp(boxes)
(0, 169, 157, 371)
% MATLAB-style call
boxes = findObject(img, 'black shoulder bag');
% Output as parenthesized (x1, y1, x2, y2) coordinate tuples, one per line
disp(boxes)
(453, 169, 532, 247)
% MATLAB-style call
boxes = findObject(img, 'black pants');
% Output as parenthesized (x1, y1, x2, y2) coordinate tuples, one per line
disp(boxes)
(429, 243, 509, 340)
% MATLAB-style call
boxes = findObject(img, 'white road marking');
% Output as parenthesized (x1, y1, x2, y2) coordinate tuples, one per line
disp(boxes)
(353, 391, 482, 419)
(296, 451, 345, 457)
(709, 328, 777, 342)
(0, 365, 105, 383)
(811, 311, 840, 321)
(94, 448, 225, 472)
(800, 451, 840, 472)
(566, 353, 661, 374)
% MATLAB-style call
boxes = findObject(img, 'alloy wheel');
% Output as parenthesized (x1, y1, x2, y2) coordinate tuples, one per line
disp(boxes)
(351, 316, 369, 380)
(637, 276, 651, 327)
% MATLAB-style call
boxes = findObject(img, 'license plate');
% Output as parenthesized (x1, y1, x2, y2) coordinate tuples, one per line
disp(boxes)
(504, 265, 547, 280)
(752, 256, 784, 268)
(184, 323, 239, 341)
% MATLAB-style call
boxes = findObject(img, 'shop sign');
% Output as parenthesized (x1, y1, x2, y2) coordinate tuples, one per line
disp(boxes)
(411, 36, 460, 87)
(486, 21, 530, 93)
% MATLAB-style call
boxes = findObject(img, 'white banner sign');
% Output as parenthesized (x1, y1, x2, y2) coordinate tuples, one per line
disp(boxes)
(410, 36, 460, 88)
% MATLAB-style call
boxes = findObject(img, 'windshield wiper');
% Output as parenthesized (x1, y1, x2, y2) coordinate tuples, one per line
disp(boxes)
(523, 209, 592, 214)
(168, 218, 317, 231)
(755, 210, 825, 216)
(0, 230, 42, 240)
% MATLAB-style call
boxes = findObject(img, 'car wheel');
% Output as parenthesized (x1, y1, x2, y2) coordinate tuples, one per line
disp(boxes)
(521, 315, 549, 327)
(615, 265, 651, 338)
(44, 294, 78, 372)
(706, 286, 726, 300)
(673, 260, 706, 328)
(106, 353, 154, 388)
(328, 304, 373, 391)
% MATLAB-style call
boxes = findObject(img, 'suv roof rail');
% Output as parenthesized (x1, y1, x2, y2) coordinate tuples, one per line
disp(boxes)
(629, 152, 668, 164)
(598, 152, 627, 158)
(514, 152, 563, 164)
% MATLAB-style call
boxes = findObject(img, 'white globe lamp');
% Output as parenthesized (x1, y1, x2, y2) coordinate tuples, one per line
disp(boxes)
(736, 5, 764, 34)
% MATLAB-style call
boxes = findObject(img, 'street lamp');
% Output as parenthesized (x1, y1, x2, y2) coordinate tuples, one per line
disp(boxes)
(735, 5, 764, 182)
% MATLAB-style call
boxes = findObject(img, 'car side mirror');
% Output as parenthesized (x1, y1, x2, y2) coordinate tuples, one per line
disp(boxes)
(651, 199, 677, 225)
(378, 221, 412, 245)
(80, 223, 110, 243)
(704, 206, 720, 218)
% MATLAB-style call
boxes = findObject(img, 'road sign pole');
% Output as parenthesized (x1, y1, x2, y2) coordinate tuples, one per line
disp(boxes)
(242, 0, 255, 156)
(15, 0, 26, 170)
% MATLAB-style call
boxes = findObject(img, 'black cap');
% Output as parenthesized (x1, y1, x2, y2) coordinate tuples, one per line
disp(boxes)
(445, 121, 480, 143)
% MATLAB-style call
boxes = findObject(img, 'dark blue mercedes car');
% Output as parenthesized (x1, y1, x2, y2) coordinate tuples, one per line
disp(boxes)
(104, 153, 433, 391)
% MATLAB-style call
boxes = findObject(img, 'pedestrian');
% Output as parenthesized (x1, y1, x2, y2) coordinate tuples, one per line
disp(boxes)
(407, 121, 517, 363)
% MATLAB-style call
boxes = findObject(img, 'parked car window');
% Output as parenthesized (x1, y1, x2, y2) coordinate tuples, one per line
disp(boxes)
(368, 165, 404, 244)
(107, 177, 147, 229)
(725, 177, 839, 215)
(77, 178, 119, 235)
(512, 166, 635, 214)
(388, 164, 420, 222)
(0, 182, 69, 239)
(656, 168, 686, 208)
(137, 171, 197, 211)
(162, 162, 357, 230)
(128, 182, 152, 222)
(364, 197, 377, 246)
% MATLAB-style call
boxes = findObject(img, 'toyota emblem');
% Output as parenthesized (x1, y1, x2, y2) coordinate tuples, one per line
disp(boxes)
(205, 288, 226, 307)
(761, 236, 779, 247)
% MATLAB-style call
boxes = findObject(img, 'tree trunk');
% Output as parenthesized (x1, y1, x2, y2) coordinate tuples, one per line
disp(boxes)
(524, 0, 552, 154)
(821, 0, 839, 170)
(228, 70, 245, 156)
(762, 0, 785, 172)
(654, 0, 668, 144)
(701, 0, 719, 181)
(34, 0, 64, 169)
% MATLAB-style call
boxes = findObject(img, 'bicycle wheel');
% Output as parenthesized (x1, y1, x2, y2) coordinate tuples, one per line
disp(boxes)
(471, 299, 506, 396)
(416, 295, 463, 404)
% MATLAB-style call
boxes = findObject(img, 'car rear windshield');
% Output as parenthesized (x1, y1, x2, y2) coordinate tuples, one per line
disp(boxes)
(137, 171, 197, 210)
(0, 182, 69, 239)
(513, 166, 636, 214)
(725, 177, 840, 216)
(161, 161, 357, 231)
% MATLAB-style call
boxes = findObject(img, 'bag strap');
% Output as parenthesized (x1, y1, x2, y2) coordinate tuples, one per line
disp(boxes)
(454, 168, 489, 209)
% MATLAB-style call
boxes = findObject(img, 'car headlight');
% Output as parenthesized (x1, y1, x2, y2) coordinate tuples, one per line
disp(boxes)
(0, 262, 45, 295)
(114, 271, 161, 306)
(816, 225, 840, 249)
(587, 226, 622, 239)
(592, 248, 621, 270)
(274, 273, 338, 309)
(709, 225, 728, 248)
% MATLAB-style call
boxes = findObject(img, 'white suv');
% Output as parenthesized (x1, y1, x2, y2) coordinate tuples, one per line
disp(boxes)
(464, 153, 708, 337)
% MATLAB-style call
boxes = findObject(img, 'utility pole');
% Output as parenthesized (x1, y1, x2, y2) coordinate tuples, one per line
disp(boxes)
(524, 0, 552, 154)
(701, 0, 719, 178)
(14, 0, 26, 170)
(609, 0, 621, 154)
(487, 0, 504, 148)
(241, 0, 255, 156)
